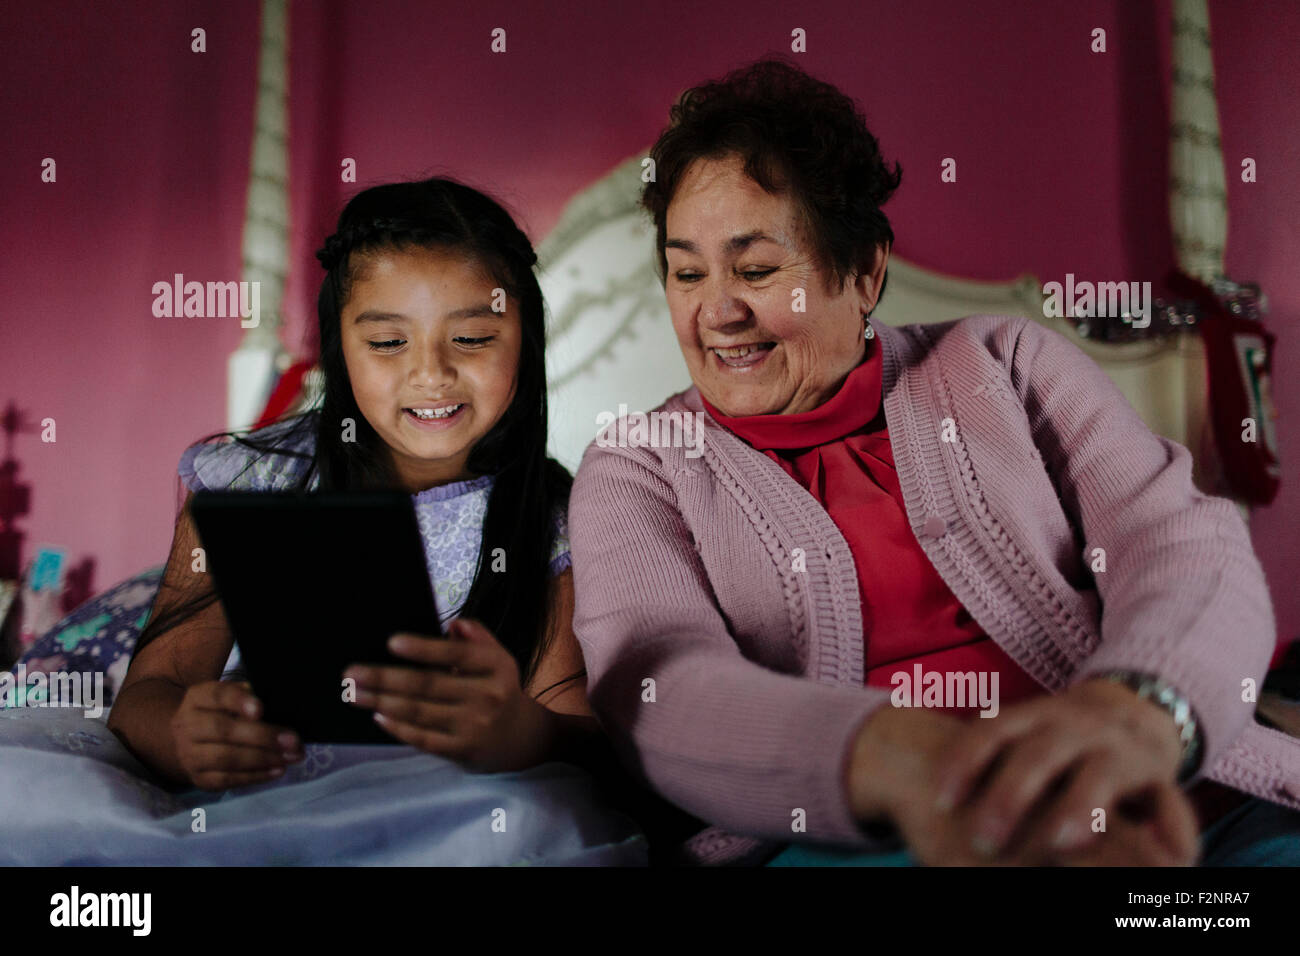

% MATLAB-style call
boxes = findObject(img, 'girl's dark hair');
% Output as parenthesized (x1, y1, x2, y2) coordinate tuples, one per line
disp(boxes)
(641, 56, 902, 306)
(136, 176, 577, 696)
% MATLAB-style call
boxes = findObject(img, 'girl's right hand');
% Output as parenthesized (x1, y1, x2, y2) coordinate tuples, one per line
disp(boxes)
(170, 680, 304, 790)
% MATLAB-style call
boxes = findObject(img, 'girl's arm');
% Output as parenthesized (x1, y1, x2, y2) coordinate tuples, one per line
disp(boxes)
(106, 492, 235, 784)
(525, 568, 704, 848)
(523, 569, 606, 764)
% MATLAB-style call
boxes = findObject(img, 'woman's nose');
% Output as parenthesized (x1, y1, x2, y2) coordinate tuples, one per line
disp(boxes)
(698, 281, 751, 331)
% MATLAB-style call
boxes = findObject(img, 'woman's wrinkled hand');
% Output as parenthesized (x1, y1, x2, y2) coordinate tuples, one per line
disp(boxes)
(345, 618, 552, 772)
(849, 679, 1199, 865)
(171, 680, 304, 791)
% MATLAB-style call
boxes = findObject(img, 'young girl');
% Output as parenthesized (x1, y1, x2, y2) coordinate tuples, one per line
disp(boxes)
(0, 177, 647, 865)
(109, 177, 593, 788)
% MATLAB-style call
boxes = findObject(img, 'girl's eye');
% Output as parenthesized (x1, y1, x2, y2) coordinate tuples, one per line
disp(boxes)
(367, 339, 404, 352)
(454, 336, 495, 346)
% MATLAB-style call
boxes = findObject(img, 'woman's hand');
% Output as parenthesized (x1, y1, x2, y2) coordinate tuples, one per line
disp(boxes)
(171, 680, 304, 790)
(928, 678, 1193, 861)
(345, 618, 553, 773)
(847, 680, 1199, 865)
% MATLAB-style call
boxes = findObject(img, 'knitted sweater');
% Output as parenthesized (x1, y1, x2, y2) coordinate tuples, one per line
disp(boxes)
(568, 313, 1297, 866)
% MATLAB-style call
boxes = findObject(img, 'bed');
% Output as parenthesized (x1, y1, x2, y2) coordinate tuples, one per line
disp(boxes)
(3, 0, 1280, 865)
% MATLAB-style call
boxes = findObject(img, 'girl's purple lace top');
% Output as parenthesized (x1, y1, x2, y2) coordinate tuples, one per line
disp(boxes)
(178, 416, 571, 680)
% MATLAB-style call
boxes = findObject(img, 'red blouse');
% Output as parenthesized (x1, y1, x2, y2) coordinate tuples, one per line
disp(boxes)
(700, 338, 1043, 716)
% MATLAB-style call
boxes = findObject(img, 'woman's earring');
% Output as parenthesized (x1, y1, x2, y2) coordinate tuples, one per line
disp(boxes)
(863, 318, 875, 340)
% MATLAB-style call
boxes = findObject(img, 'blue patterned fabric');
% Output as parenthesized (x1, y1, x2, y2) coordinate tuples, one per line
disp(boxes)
(5, 567, 163, 710)
(0, 417, 641, 866)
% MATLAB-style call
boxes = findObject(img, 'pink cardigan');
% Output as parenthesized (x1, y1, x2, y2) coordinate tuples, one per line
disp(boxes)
(568, 313, 1297, 865)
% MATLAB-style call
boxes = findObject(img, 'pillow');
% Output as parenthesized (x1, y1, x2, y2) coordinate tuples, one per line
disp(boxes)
(3, 566, 163, 710)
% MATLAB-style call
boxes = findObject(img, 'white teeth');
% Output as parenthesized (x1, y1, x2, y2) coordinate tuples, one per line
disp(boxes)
(713, 343, 772, 359)
(409, 405, 462, 420)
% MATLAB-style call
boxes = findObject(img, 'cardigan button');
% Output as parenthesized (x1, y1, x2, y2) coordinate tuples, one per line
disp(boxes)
(922, 514, 948, 538)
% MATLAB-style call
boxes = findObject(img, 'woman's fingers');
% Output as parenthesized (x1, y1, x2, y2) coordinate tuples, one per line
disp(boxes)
(1057, 809, 1189, 866)
(1148, 782, 1200, 864)
(1007, 782, 1198, 866)
(961, 726, 1094, 856)
(1018, 750, 1123, 854)
(930, 709, 1041, 811)
(965, 732, 1176, 861)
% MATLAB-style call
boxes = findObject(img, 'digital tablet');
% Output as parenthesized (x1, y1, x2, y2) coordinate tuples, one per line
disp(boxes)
(190, 491, 443, 744)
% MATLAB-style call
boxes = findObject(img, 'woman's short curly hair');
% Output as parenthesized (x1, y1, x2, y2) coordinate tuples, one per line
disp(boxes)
(641, 56, 902, 304)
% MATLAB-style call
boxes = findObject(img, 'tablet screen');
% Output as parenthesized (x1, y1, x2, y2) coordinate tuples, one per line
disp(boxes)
(191, 491, 443, 743)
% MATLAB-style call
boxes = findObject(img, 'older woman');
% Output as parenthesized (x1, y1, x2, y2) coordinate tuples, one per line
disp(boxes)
(568, 57, 1300, 866)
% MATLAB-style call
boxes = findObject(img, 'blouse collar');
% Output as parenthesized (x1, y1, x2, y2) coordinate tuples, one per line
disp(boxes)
(411, 473, 495, 504)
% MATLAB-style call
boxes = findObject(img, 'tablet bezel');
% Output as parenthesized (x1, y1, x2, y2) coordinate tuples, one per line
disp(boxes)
(190, 490, 444, 744)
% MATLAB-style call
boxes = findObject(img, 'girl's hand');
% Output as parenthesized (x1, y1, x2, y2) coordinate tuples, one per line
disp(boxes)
(345, 618, 552, 773)
(925, 678, 1196, 864)
(171, 680, 304, 790)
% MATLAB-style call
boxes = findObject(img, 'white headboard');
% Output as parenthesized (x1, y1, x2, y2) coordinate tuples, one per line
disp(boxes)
(536, 153, 1219, 504)
(224, 1, 1232, 514)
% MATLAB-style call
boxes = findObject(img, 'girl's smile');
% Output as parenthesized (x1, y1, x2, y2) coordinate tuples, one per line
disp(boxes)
(341, 246, 521, 492)
(402, 403, 469, 427)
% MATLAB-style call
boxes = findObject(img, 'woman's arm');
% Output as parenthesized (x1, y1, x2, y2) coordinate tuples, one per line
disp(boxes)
(106, 492, 236, 784)
(1009, 317, 1275, 776)
(569, 442, 893, 847)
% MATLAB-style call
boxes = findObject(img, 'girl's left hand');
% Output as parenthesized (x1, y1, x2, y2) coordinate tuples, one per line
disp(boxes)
(344, 618, 552, 772)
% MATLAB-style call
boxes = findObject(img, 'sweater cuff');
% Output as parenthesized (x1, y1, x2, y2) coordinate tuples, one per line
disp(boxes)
(795, 690, 898, 847)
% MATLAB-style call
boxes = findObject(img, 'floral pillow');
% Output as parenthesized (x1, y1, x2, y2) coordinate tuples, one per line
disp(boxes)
(3, 566, 164, 710)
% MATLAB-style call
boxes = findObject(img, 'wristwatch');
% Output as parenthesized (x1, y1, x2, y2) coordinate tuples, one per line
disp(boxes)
(1093, 671, 1204, 784)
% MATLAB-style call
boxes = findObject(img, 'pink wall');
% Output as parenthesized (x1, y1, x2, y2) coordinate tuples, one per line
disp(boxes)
(3, 1, 1296, 643)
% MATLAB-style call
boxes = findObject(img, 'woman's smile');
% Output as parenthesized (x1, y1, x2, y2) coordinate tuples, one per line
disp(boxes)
(711, 341, 776, 369)
(663, 154, 876, 417)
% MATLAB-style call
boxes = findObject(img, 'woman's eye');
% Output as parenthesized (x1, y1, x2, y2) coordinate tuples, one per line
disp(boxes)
(674, 269, 774, 283)
(367, 339, 404, 351)
(454, 336, 495, 346)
